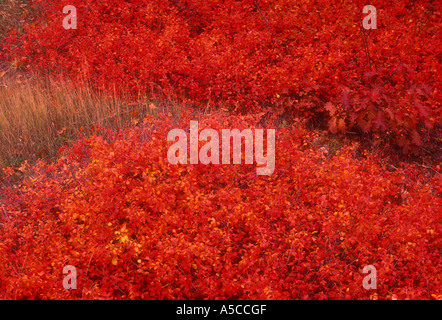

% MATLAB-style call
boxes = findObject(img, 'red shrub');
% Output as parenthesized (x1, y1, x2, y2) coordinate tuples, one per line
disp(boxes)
(1, 0, 440, 153)
(0, 112, 440, 299)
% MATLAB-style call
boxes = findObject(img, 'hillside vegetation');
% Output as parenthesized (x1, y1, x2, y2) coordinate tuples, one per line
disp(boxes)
(0, 0, 440, 299)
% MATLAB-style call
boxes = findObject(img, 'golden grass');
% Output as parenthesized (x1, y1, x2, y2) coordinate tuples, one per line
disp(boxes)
(0, 69, 172, 168)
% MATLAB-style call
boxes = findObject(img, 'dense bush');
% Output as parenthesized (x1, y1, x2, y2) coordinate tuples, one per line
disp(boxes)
(1, 0, 440, 153)
(0, 112, 440, 299)
(0, 0, 440, 300)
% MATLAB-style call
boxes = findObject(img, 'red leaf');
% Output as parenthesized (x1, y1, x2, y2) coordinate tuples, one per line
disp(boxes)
(374, 112, 387, 131)
(324, 102, 336, 116)
(411, 130, 422, 146)
(415, 101, 429, 118)
(328, 117, 337, 133)
(340, 87, 351, 111)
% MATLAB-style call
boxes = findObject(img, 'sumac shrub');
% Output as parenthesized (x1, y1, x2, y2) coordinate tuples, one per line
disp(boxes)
(1, 0, 440, 153)
(0, 112, 440, 299)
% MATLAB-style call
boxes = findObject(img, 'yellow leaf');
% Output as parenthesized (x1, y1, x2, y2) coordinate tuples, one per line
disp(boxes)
(111, 257, 118, 266)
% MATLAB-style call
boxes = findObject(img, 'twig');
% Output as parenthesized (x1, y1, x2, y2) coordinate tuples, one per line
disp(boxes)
(84, 249, 95, 280)
(254, 0, 272, 36)
(359, 21, 372, 71)
(254, 0, 276, 56)
(419, 164, 441, 177)
(286, 231, 295, 264)
(1, 203, 8, 219)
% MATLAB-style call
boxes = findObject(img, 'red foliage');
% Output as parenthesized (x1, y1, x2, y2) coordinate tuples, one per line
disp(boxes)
(1, 0, 440, 153)
(0, 112, 440, 299)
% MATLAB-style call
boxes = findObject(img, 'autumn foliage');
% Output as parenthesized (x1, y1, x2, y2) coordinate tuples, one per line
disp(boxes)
(1, 0, 440, 153)
(0, 0, 441, 300)
(0, 111, 441, 299)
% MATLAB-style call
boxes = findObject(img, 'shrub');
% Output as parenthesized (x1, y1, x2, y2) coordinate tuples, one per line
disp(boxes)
(1, 0, 440, 153)
(1, 112, 440, 299)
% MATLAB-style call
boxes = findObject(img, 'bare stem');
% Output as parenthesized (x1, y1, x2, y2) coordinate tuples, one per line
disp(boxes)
(359, 21, 372, 71)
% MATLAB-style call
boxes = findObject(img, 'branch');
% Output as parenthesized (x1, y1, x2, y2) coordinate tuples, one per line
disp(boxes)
(359, 21, 372, 71)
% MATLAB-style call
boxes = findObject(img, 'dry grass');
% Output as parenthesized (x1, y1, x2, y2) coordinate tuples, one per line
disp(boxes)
(0, 0, 33, 37)
(0, 69, 177, 168)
